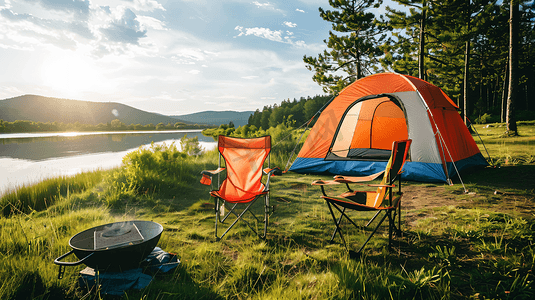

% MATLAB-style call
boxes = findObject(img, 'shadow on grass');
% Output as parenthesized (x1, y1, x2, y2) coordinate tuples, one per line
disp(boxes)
(456, 164, 535, 191)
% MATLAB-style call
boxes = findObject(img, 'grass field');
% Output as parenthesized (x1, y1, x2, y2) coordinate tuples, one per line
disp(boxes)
(0, 123, 534, 299)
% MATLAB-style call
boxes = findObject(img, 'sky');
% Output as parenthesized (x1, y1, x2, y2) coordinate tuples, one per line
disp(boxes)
(0, 0, 393, 116)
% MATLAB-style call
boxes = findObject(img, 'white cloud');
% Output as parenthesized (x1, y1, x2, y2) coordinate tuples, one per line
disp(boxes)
(171, 48, 218, 65)
(189, 69, 200, 75)
(252, 1, 273, 9)
(128, 0, 166, 12)
(252, 1, 284, 14)
(296, 9, 305, 13)
(234, 26, 306, 47)
(29, 0, 91, 19)
(235, 26, 283, 42)
(283, 21, 297, 28)
(136, 15, 167, 30)
(99, 8, 147, 44)
(242, 76, 259, 79)
(0, 8, 94, 50)
(0, 2, 161, 58)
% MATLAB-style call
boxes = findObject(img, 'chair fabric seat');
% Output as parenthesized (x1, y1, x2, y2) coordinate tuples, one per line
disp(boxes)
(321, 191, 403, 211)
(211, 182, 267, 203)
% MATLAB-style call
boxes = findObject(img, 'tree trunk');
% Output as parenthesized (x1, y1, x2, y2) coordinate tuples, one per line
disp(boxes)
(501, 61, 508, 123)
(418, 6, 427, 80)
(506, 0, 518, 135)
(464, 40, 471, 127)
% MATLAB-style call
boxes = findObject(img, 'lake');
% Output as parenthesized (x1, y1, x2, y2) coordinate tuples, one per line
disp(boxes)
(0, 130, 217, 196)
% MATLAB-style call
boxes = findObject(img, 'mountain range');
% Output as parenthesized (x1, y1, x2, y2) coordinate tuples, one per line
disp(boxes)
(0, 95, 253, 127)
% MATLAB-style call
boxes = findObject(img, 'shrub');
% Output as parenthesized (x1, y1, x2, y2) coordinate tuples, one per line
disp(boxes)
(104, 136, 203, 204)
(474, 113, 500, 124)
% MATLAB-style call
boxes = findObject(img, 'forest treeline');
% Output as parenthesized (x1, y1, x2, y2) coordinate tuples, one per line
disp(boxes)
(302, 0, 534, 129)
(0, 119, 211, 133)
(247, 95, 332, 130)
(202, 95, 331, 142)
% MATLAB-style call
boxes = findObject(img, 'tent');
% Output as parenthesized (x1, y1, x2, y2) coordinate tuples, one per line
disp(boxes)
(289, 72, 488, 183)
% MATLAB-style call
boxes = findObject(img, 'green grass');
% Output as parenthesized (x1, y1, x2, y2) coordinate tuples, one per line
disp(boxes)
(472, 122, 535, 165)
(0, 124, 534, 299)
(1, 171, 106, 217)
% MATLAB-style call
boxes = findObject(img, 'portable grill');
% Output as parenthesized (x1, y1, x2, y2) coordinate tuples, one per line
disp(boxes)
(54, 220, 163, 279)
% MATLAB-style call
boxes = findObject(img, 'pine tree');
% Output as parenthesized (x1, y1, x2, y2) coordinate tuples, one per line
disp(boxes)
(303, 0, 388, 94)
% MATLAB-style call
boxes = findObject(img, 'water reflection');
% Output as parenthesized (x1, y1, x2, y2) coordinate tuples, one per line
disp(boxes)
(0, 130, 214, 161)
(0, 130, 217, 195)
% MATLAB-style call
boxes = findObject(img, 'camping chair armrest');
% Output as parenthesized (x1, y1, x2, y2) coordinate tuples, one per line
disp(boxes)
(311, 179, 339, 197)
(311, 179, 340, 186)
(200, 168, 225, 186)
(366, 183, 395, 188)
(201, 168, 225, 176)
(333, 170, 385, 183)
(263, 167, 282, 176)
(263, 167, 281, 191)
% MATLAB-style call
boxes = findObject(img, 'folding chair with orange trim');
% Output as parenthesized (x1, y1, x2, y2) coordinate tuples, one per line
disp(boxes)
(312, 139, 412, 256)
(200, 135, 279, 241)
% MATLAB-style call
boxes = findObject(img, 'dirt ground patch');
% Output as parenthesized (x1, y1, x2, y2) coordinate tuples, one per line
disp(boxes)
(402, 185, 463, 211)
(400, 182, 535, 227)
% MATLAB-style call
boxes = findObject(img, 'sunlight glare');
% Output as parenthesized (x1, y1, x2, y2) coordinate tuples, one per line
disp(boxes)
(41, 51, 100, 97)
(60, 132, 80, 137)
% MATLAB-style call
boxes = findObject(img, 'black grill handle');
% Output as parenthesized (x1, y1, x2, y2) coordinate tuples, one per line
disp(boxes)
(54, 250, 94, 279)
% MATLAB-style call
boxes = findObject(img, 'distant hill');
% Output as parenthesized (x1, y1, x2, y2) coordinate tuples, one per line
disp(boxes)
(0, 95, 190, 126)
(172, 111, 253, 127)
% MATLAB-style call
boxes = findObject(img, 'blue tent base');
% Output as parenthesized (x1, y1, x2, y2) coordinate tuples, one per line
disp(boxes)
(289, 153, 488, 183)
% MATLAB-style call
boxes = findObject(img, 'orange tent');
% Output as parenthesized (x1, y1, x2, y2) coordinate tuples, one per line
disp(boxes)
(289, 73, 488, 183)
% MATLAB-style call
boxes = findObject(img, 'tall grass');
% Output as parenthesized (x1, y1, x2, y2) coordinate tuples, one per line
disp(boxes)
(0, 122, 534, 299)
(103, 137, 217, 207)
(0, 207, 113, 299)
(1, 171, 105, 217)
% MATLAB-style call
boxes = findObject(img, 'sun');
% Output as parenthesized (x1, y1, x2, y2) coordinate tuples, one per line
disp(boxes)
(40, 51, 100, 97)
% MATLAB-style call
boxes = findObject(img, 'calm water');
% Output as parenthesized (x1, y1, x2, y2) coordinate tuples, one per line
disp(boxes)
(0, 130, 217, 195)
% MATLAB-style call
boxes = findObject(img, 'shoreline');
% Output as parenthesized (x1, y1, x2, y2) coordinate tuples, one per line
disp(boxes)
(0, 129, 206, 139)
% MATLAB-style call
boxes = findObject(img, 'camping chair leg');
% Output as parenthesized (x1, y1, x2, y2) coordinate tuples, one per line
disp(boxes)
(221, 203, 239, 223)
(388, 210, 393, 250)
(397, 203, 402, 236)
(330, 207, 346, 243)
(216, 198, 264, 240)
(262, 194, 269, 239)
(365, 210, 382, 227)
(329, 202, 361, 230)
(326, 202, 349, 251)
(356, 210, 390, 255)
(215, 197, 221, 240)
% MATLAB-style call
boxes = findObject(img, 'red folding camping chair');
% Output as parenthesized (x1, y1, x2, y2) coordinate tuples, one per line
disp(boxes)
(312, 139, 412, 256)
(200, 135, 279, 240)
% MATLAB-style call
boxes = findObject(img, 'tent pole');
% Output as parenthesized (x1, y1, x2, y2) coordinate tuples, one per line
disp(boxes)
(467, 118, 493, 166)
(418, 92, 468, 193)
(435, 130, 467, 192)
